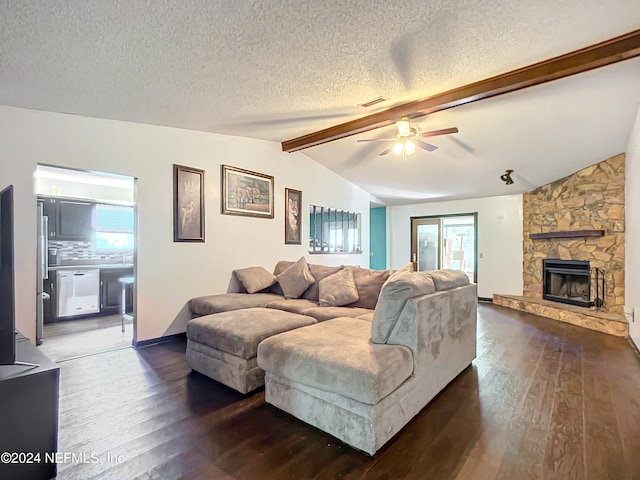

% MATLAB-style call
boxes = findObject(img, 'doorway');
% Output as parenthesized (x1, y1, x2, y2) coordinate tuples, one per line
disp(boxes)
(35, 165, 137, 362)
(411, 213, 477, 282)
(370, 207, 387, 270)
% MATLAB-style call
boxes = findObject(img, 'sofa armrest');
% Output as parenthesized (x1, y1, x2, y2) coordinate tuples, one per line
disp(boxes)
(386, 284, 477, 373)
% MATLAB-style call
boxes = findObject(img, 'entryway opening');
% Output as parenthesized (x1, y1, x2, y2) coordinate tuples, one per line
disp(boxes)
(411, 213, 477, 282)
(35, 164, 137, 362)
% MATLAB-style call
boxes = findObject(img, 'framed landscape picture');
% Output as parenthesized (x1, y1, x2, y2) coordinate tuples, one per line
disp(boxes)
(284, 188, 302, 244)
(173, 164, 205, 242)
(221, 165, 274, 218)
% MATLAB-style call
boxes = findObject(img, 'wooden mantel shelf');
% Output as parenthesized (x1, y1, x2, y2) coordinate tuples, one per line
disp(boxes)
(529, 230, 605, 240)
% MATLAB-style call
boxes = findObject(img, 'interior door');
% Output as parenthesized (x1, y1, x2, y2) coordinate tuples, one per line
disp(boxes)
(411, 218, 441, 272)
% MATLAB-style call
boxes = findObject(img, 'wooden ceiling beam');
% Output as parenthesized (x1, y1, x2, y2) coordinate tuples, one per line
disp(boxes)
(281, 29, 640, 153)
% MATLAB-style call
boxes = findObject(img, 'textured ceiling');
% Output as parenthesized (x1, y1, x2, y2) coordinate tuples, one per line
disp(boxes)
(1, 0, 639, 204)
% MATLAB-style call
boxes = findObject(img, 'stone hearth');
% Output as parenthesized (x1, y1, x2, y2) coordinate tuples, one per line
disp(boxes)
(493, 294, 628, 337)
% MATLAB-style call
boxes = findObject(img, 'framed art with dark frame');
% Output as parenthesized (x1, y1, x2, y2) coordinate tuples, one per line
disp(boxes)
(173, 164, 205, 242)
(284, 188, 302, 244)
(221, 165, 274, 218)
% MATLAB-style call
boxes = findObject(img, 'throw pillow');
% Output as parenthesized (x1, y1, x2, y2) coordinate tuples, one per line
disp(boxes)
(394, 262, 415, 274)
(348, 267, 391, 309)
(233, 266, 277, 294)
(276, 257, 316, 299)
(318, 267, 359, 307)
(371, 271, 436, 344)
(302, 264, 345, 301)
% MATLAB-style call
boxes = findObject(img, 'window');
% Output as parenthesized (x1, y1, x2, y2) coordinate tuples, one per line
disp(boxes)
(309, 205, 362, 254)
(94, 204, 134, 250)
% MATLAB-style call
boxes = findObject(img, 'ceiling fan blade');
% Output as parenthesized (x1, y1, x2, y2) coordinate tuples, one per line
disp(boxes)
(420, 127, 459, 138)
(417, 140, 438, 152)
(356, 138, 397, 142)
(379, 146, 395, 156)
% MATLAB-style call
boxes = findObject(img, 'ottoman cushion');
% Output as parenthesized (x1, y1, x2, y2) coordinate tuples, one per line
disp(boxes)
(266, 298, 319, 315)
(257, 318, 413, 404)
(303, 306, 373, 322)
(189, 293, 283, 316)
(187, 307, 316, 359)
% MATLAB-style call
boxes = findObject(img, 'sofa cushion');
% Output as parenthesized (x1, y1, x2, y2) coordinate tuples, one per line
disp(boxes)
(357, 312, 374, 322)
(347, 267, 390, 309)
(233, 266, 277, 294)
(189, 293, 283, 316)
(257, 318, 413, 404)
(318, 267, 359, 307)
(266, 298, 319, 315)
(276, 257, 316, 299)
(187, 307, 317, 359)
(302, 264, 345, 301)
(303, 306, 374, 322)
(429, 269, 470, 291)
(371, 271, 436, 344)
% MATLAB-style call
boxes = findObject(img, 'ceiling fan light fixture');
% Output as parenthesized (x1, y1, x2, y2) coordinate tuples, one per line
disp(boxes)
(392, 142, 404, 155)
(405, 140, 416, 155)
(396, 119, 411, 137)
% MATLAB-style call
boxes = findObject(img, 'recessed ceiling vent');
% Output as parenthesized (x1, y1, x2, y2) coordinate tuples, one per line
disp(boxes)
(358, 96, 388, 108)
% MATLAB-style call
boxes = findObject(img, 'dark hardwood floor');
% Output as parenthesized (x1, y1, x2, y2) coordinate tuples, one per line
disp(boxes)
(53, 304, 640, 479)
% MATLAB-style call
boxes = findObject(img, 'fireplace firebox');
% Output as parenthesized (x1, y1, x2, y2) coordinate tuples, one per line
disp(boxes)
(543, 259, 591, 308)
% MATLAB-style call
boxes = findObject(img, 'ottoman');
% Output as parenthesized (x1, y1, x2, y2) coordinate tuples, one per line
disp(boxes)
(186, 307, 317, 393)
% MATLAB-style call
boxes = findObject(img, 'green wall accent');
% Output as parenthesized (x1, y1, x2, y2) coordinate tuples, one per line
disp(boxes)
(370, 207, 387, 270)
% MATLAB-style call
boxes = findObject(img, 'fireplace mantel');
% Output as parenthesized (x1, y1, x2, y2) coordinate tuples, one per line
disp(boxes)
(529, 229, 605, 240)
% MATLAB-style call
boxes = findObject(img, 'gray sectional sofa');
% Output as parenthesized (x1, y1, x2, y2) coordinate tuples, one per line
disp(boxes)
(186, 257, 477, 454)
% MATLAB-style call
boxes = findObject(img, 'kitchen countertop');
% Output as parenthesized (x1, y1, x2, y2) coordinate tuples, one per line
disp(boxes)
(48, 263, 134, 271)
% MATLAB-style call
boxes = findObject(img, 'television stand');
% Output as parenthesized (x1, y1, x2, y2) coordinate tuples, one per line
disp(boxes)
(0, 332, 59, 480)
(13, 360, 39, 367)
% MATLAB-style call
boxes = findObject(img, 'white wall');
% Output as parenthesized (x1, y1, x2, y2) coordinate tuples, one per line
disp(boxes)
(388, 195, 523, 298)
(626, 105, 640, 347)
(0, 106, 370, 342)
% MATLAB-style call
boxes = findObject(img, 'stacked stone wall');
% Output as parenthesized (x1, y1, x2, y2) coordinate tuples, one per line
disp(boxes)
(522, 154, 624, 314)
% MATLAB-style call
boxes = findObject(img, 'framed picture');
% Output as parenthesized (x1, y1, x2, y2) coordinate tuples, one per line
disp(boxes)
(221, 165, 274, 218)
(173, 164, 205, 242)
(284, 188, 302, 244)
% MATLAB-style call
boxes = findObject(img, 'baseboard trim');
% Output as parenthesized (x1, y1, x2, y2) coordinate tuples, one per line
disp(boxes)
(478, 297, 493, 303)
(630, 336, 640, 361)
(133, 332, 186, 348)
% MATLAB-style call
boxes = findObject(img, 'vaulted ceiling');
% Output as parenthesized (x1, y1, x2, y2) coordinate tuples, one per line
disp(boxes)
(1, 0, 639, 205)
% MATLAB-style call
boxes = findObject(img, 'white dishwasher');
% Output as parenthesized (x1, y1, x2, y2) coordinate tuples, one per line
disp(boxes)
(56, 269, 100, 317)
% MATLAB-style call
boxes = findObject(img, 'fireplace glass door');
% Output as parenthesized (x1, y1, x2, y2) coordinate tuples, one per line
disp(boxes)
(543, 259, 591, 307)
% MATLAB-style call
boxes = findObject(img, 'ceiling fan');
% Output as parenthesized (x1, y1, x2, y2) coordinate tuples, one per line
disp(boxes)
(357, 119, 458, 158)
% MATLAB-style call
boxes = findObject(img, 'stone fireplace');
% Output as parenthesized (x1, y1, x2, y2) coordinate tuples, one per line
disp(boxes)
(522, 154, 625, 315)
(494, 154, 627, 337)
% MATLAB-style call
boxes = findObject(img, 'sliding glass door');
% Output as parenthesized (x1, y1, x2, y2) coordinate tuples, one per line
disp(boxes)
(411, 213, 477, 282)
(412, 218, 441, 272)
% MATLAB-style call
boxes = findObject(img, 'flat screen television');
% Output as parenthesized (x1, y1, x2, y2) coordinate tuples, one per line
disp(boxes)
(0, 185, 15, 365)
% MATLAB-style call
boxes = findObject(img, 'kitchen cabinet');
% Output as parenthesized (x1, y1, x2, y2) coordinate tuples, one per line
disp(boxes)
(57, 199, 94, 240)
(101, 268, 134, 315)
(38, 196, 95, 241)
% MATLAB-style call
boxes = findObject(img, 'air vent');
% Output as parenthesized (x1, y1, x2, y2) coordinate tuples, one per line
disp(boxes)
(358, 96, 388, 108)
